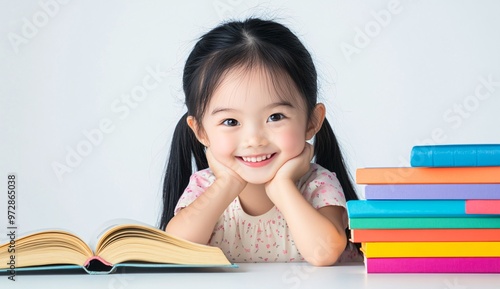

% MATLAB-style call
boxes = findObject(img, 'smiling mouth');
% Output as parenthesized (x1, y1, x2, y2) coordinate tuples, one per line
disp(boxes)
(240, 154, 274, 163)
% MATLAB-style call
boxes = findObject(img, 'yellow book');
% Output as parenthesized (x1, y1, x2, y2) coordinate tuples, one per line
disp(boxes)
(362, 242, 500, 258)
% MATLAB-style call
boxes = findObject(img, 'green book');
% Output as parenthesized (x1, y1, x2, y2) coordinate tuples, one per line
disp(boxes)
(349, 217, 500, 229)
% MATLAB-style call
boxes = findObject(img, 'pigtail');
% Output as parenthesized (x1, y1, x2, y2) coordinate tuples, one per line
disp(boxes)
(314, 117, 360, 250)
(314, 118, 357, 201)
(159, 112, 207, 230)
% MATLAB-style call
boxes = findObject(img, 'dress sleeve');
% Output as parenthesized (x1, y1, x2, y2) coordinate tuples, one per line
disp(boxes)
(173, 169, 215, 215)
(299, 164, 349, 227)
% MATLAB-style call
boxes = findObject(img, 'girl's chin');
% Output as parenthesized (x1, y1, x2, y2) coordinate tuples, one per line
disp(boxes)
(235, 160, 286, 185)
(238, 172, 277, 185)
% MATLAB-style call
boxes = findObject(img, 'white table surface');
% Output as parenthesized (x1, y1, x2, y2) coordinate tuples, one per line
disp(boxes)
(3, 262, 500, 289)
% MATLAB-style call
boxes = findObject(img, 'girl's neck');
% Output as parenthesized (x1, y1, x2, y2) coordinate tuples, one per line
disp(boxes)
(238, 183, 274, 216)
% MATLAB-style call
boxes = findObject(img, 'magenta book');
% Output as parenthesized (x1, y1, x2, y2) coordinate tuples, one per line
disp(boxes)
(365, 257, 500, 273)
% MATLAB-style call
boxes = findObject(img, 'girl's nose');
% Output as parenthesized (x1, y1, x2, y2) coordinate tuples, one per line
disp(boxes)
(243, 125, 268, 148)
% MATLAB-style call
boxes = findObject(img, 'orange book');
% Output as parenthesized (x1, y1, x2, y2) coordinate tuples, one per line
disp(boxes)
(356, 166, 500, 184)
(351, 228, 500, 242)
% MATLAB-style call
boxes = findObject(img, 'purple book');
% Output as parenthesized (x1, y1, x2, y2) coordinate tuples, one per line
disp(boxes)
(366, 257, 500, 273)
(365, 184, 500, 200)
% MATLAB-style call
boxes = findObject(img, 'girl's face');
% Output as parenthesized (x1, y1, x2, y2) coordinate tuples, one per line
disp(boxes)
(191, 67, 319, 184)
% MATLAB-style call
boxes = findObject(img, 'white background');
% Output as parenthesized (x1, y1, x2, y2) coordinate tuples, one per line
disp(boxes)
(1, 0, 499, 243)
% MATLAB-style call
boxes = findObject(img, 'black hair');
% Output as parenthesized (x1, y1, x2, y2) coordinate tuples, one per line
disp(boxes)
(158, 19, 359, 245)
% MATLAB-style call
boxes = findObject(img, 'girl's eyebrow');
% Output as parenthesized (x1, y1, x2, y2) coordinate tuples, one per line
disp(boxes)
(210, 107, 236, 115)
(211, 101, 294, 115)
(268, 101, 294, 109)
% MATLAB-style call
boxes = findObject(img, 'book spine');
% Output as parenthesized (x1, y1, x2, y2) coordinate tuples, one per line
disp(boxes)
(348, 217, 500, 229)
(410, 144, 500, 167)
(365, 184, 500, 200)
(466, 200, 500, 214)
(356, 167, 500, 184)
(350, 228, 500, 242)
(366, 257, 500, 273)
(84, 256, 113, 267)
(347, 200, 466, 217)
(361, 242, 500, 258)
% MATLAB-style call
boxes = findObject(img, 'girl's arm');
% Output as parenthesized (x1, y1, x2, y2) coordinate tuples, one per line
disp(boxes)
(165, 148, 246, 244)
(265, 144, 347, 266)
(165, 176, 245, 244)
(267, 181, 347, 266)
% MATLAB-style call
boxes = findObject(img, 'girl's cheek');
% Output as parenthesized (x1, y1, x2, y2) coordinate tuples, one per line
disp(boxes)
(210, 134, 237, 159)
(275, 129, 305, 156)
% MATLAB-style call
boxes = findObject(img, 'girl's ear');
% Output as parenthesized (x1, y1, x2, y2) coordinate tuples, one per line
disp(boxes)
(186, 116, 209, 147)
(306, 103, 326, 140)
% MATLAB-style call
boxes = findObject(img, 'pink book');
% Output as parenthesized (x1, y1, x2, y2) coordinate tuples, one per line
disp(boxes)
(466, 200, 500, 214)
(366, 257, 500, 273)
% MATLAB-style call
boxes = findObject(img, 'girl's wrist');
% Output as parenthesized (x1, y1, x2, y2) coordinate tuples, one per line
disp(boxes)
(265, 178, 296, 200)
(213, 175, 246, 196)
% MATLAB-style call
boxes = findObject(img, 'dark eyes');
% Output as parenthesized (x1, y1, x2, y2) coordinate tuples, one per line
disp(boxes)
(222, 119, 239, 127)
(267, 113, 286, 122)
(221, 114, 286, 126)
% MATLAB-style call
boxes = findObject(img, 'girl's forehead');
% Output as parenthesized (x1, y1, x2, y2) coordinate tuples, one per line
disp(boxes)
(210, 66, 304, 107)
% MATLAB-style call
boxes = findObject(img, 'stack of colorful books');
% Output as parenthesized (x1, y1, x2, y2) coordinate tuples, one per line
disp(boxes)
(347, 144, 500, 273)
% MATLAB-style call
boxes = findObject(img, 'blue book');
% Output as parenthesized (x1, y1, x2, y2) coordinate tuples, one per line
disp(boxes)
(346, 200, 495, 218)
(0, 221, 235, 275)
(0, 263, 237, 276)
(349, 217, 500, 229)
(410, 144, 500, 167)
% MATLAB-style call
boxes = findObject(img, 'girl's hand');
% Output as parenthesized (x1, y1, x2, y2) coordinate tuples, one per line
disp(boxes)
(166, 147, 247, 245)
(265, 143, 314, 194)
(205, 147, 247, 189)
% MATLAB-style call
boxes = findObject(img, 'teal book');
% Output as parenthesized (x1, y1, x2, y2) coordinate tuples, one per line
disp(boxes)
(0, 262, 237, 276)
(346, 200, 482, 217)
(349, 217, 500, 229)
(411, 144, 500, 167)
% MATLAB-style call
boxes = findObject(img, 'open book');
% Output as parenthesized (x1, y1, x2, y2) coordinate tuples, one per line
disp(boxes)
(0, 222, 235, 275)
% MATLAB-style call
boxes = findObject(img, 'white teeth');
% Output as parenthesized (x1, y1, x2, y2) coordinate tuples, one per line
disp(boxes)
(242, 154, 272, 163)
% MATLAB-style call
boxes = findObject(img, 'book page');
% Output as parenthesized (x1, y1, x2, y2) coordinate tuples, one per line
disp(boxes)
(88, 218, 157, 252)
(0, 226, 85, 245)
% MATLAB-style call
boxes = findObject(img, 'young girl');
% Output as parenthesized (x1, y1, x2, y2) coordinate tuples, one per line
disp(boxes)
(159, 18, 361, 266)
